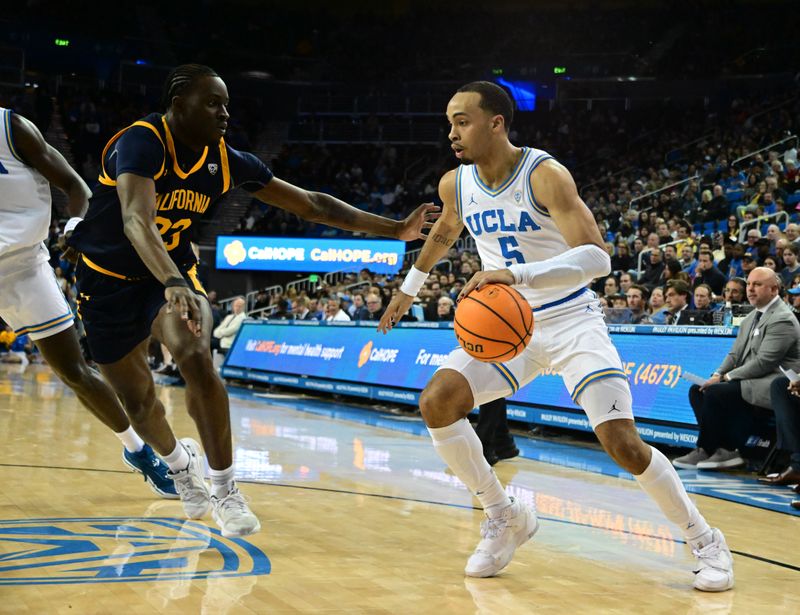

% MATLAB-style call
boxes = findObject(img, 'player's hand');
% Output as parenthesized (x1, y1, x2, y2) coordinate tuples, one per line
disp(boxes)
(396, 203, 441, 241)
(57, 231, 82, 264)
(165, 286, 203, 336)
(377, 291, 415, 334)
(458, 269, 515, 303)
(788, 380, 800, 397)
(700, 374, 722, 391)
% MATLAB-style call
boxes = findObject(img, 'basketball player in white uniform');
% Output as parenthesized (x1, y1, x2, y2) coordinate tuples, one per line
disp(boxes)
(379, 83, 733, 592)
(0, 107, 188, 501)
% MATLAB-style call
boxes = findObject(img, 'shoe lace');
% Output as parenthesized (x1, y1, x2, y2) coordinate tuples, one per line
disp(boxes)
(692, 540, 724, 571)
(217, 489, 250, 516)
(479, 515, 508, 540)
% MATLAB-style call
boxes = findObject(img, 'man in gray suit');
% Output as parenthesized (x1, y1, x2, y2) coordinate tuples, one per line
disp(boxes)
(674, 267, 800, 470)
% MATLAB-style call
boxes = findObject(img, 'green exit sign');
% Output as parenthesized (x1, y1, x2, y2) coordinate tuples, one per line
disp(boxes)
(491, 68, 503, 76)
(54, 38, 70, 47)
(553, 66, 567, 74)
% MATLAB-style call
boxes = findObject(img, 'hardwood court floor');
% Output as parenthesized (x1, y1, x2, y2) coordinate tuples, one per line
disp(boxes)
(0, 364, 798, 614)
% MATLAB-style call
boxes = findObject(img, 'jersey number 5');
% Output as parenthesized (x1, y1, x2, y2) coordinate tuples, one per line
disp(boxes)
(499, 236, 525, 265)
(154, 216, 192, 251)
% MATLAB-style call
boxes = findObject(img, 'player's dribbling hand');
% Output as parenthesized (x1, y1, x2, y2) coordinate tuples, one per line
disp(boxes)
(397, 203, 441, 242)
(458, 269, 515, 303)
(377, 291, 415, 334)
(165, 286, 203, 337)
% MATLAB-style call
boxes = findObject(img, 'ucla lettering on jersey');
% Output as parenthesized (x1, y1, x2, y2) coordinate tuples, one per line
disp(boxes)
(68, 112, 273, 279)
(0, 108, 52, 258)
(455, 147, 586, 308)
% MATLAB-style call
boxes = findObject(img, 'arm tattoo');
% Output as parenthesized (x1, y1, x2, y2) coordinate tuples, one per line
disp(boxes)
(432, 232, 455, 247)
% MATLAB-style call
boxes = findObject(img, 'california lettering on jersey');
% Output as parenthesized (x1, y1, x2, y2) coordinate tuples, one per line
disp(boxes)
(68, 112, 273, 279)
(156, 189, 212, 214)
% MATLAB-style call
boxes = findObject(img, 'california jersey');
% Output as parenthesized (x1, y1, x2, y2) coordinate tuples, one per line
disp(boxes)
(455, 147, 585, 307)
(68, 112, 273, 279)
(0, 108, 52, 258)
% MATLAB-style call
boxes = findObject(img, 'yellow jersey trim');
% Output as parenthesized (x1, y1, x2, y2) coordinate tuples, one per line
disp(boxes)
(162, 116, 208, 179)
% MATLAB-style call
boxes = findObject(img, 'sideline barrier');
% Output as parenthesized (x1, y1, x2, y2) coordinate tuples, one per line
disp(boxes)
(222, 320, 737, 446)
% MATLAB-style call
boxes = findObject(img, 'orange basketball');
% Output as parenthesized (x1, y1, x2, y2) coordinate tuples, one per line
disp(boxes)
(454, 283, 533, 362)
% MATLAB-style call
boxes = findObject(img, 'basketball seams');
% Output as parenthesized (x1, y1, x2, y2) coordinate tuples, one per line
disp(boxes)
(454, 316, 520, 361)
(495, 284, 533, 333)
(462, 294, 526, 345)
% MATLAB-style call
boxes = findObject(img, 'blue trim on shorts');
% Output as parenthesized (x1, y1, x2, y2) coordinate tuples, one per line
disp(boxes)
(491, 363, 519, 393)
(533, 287, 589, 312)
(15, 311, 74, 336)
(570, 368, 628, 402)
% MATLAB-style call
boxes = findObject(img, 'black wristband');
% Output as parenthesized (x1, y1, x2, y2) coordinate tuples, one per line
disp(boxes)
(164, 276, 189, 288)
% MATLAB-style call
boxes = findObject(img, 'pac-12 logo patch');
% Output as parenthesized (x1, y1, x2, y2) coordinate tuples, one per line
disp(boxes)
(208, 163, 219, 175)
(0, 517, 270, 585)
(514, 190, 522, 203)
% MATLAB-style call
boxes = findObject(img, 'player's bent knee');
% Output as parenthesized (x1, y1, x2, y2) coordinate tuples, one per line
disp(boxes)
(419, 370, 473, 427)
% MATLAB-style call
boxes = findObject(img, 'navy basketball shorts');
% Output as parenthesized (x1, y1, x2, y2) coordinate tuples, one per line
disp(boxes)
(75, 259, 206, 364)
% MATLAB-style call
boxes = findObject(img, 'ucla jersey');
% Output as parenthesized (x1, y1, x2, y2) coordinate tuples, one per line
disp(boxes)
(69, 113, 272, 279)
(455, 147, 585, 307)
(0, 108, 52, 258)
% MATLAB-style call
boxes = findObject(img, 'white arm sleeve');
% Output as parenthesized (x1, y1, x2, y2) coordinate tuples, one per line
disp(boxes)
(507, 244, 611, 290)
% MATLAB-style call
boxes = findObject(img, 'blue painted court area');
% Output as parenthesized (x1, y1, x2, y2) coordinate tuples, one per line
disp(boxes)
(227, 386, 800, 518)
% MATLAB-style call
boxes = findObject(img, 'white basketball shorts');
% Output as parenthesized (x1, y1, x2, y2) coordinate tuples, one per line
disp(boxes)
(437, 289, 632, 429)
(0, 243, 74, 340)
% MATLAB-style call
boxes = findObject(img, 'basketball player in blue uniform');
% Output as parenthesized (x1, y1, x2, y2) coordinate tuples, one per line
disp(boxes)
(0, 108, 177, 498)
(379, 82, 733, 591)
(67, 64, 438, 537)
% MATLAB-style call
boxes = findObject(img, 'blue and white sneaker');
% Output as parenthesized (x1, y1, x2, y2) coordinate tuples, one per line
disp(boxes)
(122, 444, 179, 499)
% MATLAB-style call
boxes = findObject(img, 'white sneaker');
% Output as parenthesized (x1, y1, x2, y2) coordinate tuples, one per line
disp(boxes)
(464, 497, 539, 578)
(693, 528, 734, 592)
(167, 438, 211, 519)
(211, 488, 261, 538)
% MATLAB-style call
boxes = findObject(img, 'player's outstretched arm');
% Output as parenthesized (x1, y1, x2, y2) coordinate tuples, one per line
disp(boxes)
(117, 173, 202, 335)
(253, 177, 440, 241)
(378, 170, 464, 334)
(505, 160, 611, 291)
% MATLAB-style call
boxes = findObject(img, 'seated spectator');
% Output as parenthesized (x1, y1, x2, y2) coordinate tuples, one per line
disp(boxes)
(625, 284, 652, 324)
(780, 245, 800, 288)
(674, 268, 800, 470)
(693, 250, 727, 296)
(648, 286, 669, 324)
(349, 293, 370, 320)
(212, 296, 246, 355)
(362, 293, 386, 321)
(324, 298, 351, 322)
(292, 296, 313, 320)
(759, 376, 800, 495)
(252, 290, 271, 311)
(307, 298, 324, 320)
(640, 248, 666, 290)
(665, 279, 691, 324)
(723, 277, 747, 306)
(619, 272, 634, 293)
(604, 293, 632, 324)
(272, 298, 292, 319)
(433, 296, 455, 321)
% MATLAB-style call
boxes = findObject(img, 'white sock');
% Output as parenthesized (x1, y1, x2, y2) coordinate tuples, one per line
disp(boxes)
(163, 440, 190, 472)
(209, 466, 236, 499)
(116, 426, 145, 453)
(428, 418, 511, 518)
(635, 446, 712, 545)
